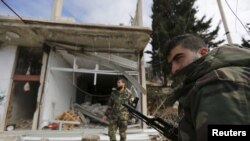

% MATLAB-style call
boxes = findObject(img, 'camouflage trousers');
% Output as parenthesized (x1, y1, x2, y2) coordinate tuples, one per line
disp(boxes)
(108, 119, 128, 141)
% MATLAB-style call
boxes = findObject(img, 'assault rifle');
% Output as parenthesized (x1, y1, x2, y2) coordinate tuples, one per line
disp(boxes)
(123, 103, 178, 140)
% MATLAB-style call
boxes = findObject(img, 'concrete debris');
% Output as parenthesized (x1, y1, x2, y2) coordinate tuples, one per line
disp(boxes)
(77, 111, 89, 125)
(82, 134, 100, 141)
(74, 103, 109, 125)
(15, 119, 32, 129)
(48, 102, 139, 130)
(80, 102, 108, 117)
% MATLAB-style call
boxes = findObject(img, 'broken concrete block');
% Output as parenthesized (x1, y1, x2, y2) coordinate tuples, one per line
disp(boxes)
(81, 134, 100, 141)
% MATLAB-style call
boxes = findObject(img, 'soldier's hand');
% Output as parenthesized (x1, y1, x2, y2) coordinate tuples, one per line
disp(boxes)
(102, 116, 107, 122)
(131, 97, 135, 101)
(131, 118, 136, 124)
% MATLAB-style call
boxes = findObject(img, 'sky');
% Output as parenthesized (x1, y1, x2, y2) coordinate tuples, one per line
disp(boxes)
(0, 0, 249, 64)
(195, 0, 250, 45)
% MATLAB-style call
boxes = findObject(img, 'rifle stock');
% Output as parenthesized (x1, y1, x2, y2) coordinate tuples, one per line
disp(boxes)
(123, 103, 178, 140)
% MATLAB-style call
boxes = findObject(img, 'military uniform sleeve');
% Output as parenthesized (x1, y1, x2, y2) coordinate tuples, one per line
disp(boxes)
(193, 80, 250, 141)
(105, 91, 114, 116)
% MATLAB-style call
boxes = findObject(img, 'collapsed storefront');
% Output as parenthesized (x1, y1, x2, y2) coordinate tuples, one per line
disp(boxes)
(0, 18, 151, 132)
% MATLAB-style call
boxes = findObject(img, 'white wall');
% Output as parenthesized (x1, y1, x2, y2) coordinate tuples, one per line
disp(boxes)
(39, 51, 76, 128)
(0, 46, 17, 128)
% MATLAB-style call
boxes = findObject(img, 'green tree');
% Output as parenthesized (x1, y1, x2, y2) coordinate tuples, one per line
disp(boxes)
(241, 23, 250, 48)
(148, 0, 224, 85)
(242, 38, 250, 48)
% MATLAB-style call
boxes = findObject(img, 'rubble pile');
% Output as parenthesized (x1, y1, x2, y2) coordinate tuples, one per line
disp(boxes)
(80, 102, 108, 117)
(56, 110, 81, 130)
(16, 119, 33, 129)
(74, 102, 109, 128)
(45, 100, 141, 131)
(45, 102, 109, 130)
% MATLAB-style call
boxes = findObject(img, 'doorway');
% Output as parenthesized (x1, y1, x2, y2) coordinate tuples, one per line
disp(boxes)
(5, 47, 42, 130)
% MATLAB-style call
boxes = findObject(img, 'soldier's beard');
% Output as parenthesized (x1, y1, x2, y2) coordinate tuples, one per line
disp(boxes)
(117, 86, 124, 91)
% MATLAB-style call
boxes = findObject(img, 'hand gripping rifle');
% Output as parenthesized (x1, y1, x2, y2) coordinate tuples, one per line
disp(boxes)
(123, 103, 178, 140)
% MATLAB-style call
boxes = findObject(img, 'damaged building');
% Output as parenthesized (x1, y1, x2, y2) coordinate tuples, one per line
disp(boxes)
(0, 1, 156, 140)
(0, 17, 151, 128)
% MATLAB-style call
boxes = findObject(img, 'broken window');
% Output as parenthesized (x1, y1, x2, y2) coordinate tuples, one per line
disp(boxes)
(39, 50, 140, 130)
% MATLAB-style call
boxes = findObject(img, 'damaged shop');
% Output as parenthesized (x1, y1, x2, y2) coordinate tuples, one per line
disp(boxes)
(0, 18, 151, 132)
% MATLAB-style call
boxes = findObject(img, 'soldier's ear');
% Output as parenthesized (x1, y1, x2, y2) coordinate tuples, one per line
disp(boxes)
(198, 47, 209, 56)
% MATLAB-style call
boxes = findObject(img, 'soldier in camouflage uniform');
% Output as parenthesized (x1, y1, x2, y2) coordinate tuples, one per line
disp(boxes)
(165, 34, 250, 141)
(103, 77, 134, 141)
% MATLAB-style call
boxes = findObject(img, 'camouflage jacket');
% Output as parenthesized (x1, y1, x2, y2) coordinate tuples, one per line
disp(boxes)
(167, 45, 250, 141)
(105, 88, 134, 120)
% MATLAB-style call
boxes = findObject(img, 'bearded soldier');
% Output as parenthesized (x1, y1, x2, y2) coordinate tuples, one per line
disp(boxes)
(103, 77, 134, 141)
